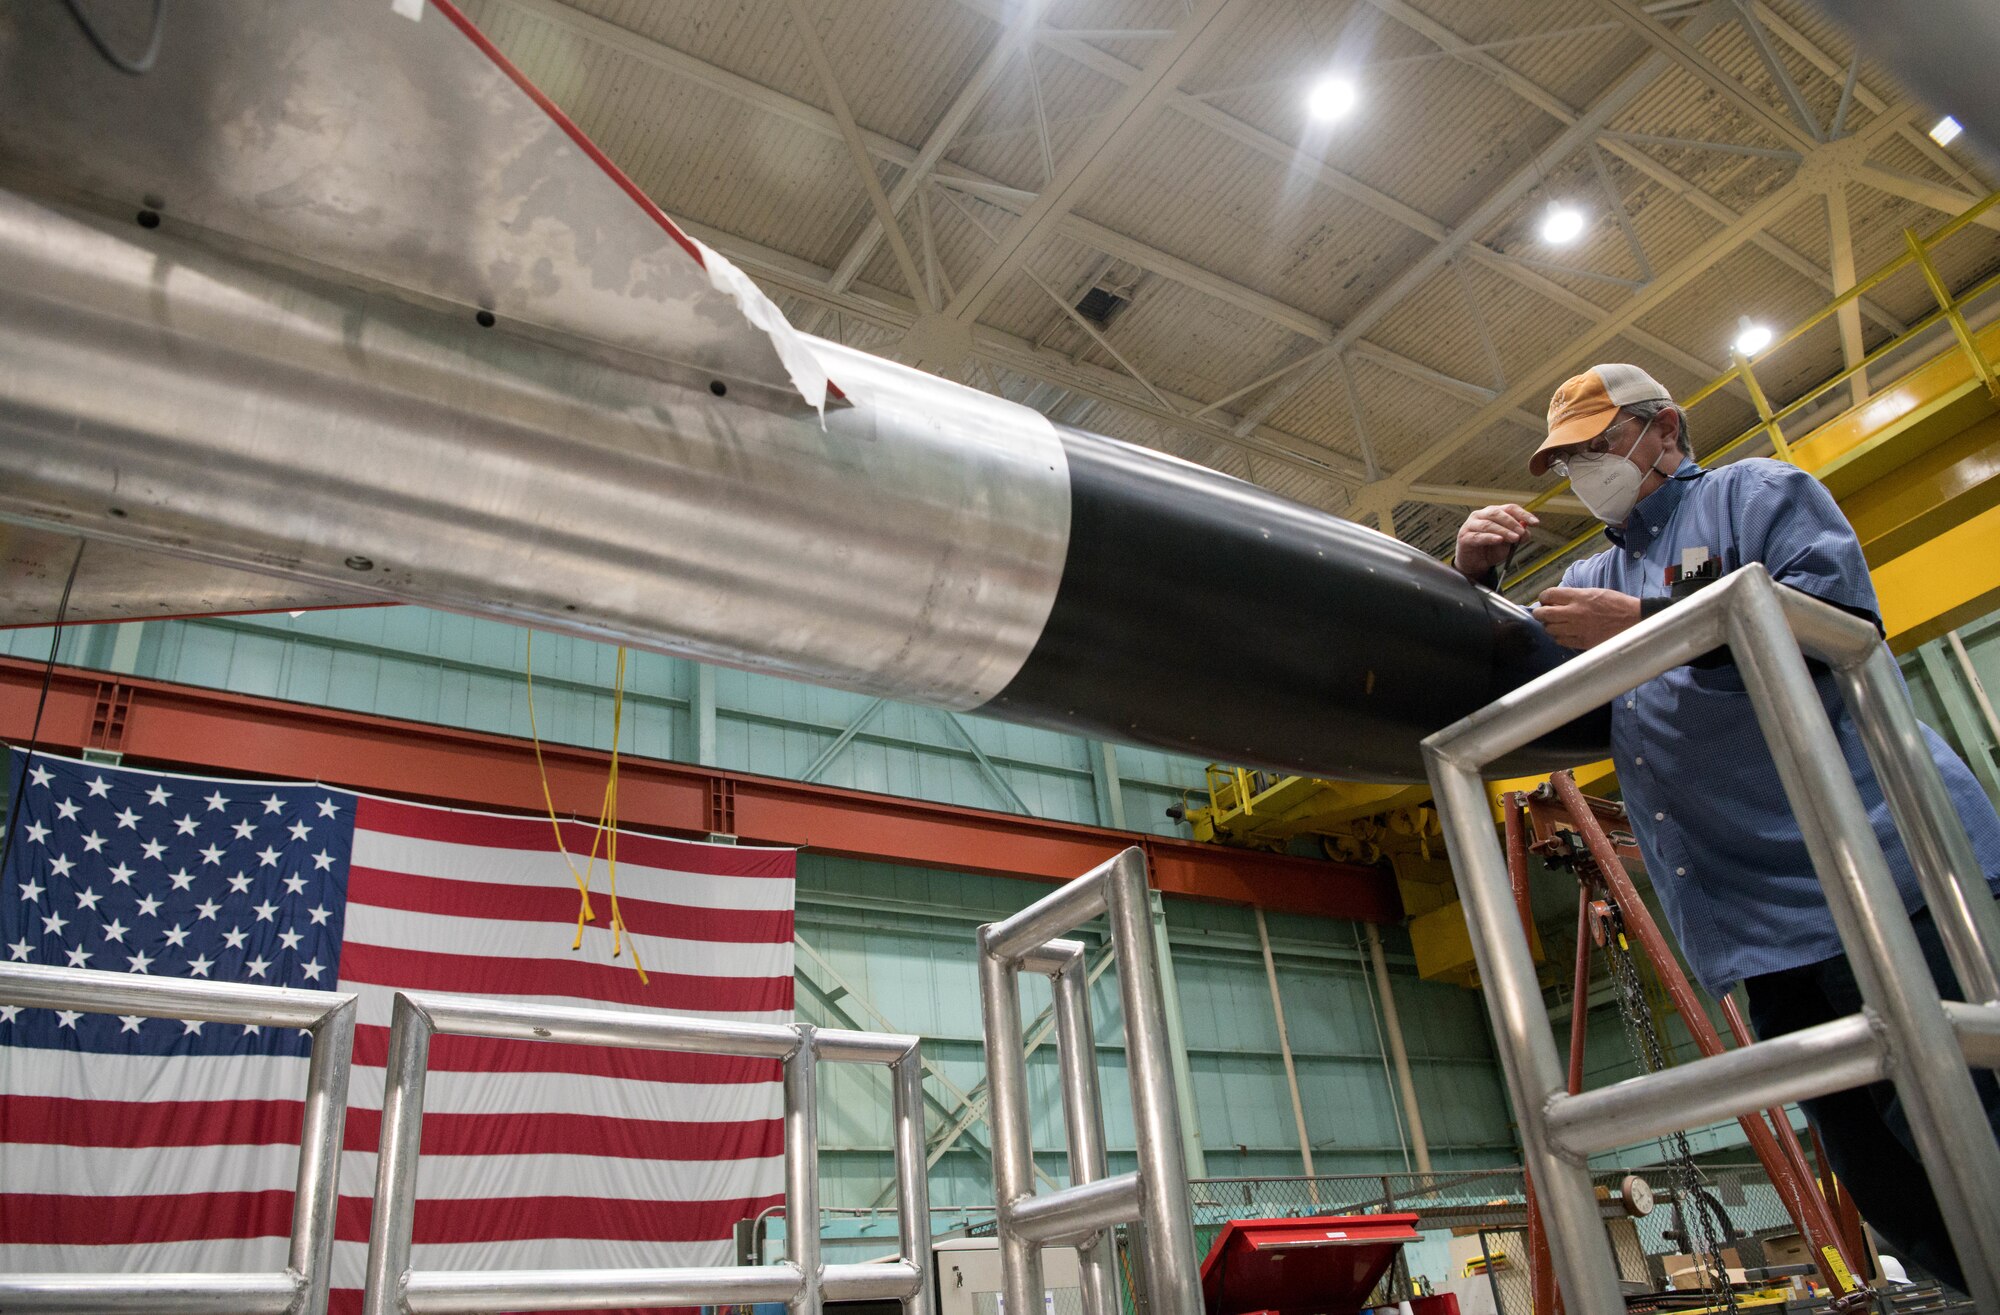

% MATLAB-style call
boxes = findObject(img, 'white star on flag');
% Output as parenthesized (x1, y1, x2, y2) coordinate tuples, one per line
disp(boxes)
(232, 819, 255, 840)
(256, 846, 281, 868)
(139, 839, 166, 861)
(302, 960, 325, 981)
(288, 820, 311, 842)
(204, 790, 229, 812)
(183, 1020, 204, 1035)
(227, 873, 253, 894)
(316, 797, 339, 818)
(118, 1015, 144, 1033)
(81, 831, 107, 853)
(221, 927, 247, 949)
(74, 886, 102, 911)
(17, 878, 44, 902)
(101, 918, 129, 942)
(113, 807, 140, 830)
(163, 925, 191, 948)
(108, 862, 136, 885)
(309, 905, 331, 925)
(145, 784, 171, 807)
(41, 910, 69, 937)
(46, 854, 75, 878)
(168, 869, 196, 891)
(126, 950, 153, 973)
(252, 900, 279, 923)
(199, 844, 225, 865)
(85, 775, 111, 797)
(6, 938, 31, 960)
(260, 794, 285, 815)
(193, 899, 221, 920)
(64, 945, 89, 967)
(0, 1004, 19, 1023)
(245, 956, 271, 979)
(187, 954, 214, 977)
(23, 821, 48, 845)
(55, 1010, 81, 1028)
(278, 928, 303, 951)
(27, 763, 53, 788)
(174, 814, 199, 836)
(54, 798, 80, 821)
(135, 894, 163, 918)
(283, 874, 308, 896)
(312, 849, 335, 871)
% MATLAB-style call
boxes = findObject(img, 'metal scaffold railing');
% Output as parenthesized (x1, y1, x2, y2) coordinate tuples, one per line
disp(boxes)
(977, 846, 1203, 1315)
(1421, 564, 2000, 1311)
(0, 962, 359, 1315)
(359, 994, 934, 1315)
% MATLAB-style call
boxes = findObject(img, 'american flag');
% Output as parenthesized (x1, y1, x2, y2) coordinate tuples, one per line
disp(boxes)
(1, 747, 795, 1314)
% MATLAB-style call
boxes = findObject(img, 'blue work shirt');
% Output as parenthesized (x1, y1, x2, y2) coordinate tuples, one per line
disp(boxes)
(1557, 456, 2000, 996)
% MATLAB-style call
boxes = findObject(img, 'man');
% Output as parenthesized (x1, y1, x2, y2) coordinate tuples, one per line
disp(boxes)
(1453, 363, 2000, 1293)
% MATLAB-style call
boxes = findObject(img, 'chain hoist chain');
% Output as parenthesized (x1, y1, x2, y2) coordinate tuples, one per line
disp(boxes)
(1600, 896, 1741, 1315)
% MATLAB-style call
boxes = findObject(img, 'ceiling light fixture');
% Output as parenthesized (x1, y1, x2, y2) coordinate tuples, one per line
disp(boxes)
(1306, 76, 1358, 123)
(1539, 203, 1586, 245)
(1734, 316, 1774, 357)
(1929, 115, 1963, 147)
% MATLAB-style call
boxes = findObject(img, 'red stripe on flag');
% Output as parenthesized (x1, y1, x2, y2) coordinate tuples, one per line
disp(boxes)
(333, 1192, 785, 1244)
(0, 1191, 297, 1244)
(337, 942, 791, 1012)
(329, 1295, 686, 1315)
(0, 1095, 303, 1148)
(346, 865, 793, 943)
(0, 1191, 782, 1246)
(355, 798, 794, 877)
(340, 1108, 784, 1161)
(350, 1027, 784, 1085)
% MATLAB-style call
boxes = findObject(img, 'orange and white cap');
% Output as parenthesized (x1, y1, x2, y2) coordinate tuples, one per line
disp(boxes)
(1529, 363, 1672, 475)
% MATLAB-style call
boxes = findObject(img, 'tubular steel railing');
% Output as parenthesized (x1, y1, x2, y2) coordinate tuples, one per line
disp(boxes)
(1422, 565, 2000, 1310)
(978, 847, 1202, 1315)
(358, 994, 933, 1315)
(0, 962, 359, 1315)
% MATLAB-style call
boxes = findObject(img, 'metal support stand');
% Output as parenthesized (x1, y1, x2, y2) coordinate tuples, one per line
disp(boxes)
(977, 847, 1203, 1315)
(1422, 567, 2000, 1311)
(359, 995, 934, 1315)
(0, 963, 358, 1315)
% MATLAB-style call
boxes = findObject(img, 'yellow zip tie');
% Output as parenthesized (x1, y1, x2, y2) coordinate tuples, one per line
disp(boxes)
(600, 648, 647, 982)
(525, 632, 599, 925)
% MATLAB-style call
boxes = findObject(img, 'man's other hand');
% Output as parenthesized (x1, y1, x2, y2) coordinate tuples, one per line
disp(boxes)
(1454, 504, 1539, 583)
(1537, 586, 1641, 649)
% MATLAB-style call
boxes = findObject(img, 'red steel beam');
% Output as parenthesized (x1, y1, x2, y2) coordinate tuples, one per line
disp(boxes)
(0, 658, 1400, 923)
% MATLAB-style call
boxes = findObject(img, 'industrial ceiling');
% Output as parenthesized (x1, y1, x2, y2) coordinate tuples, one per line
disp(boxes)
(194, 1, 2000, 573)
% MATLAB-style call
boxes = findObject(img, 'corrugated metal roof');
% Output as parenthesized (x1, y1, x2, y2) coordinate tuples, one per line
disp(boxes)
(462, 0, 1995, 530)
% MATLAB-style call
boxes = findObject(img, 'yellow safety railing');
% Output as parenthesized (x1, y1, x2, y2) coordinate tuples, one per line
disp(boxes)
(1449, 188, 2000, 597)
(1202, 764, 1258, 819)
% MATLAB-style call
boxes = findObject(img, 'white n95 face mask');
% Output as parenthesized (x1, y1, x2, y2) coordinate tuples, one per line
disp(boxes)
(1565, 420, 1658, 524)
(1566, 450, 1647, 524)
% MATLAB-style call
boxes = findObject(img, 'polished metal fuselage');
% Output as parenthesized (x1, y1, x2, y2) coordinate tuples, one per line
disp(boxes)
(0, 191, 1070, 711)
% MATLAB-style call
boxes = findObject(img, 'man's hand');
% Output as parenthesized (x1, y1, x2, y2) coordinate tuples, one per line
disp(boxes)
(1454, 503, 1539, 583)
(1536, 586, 1642, 650)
